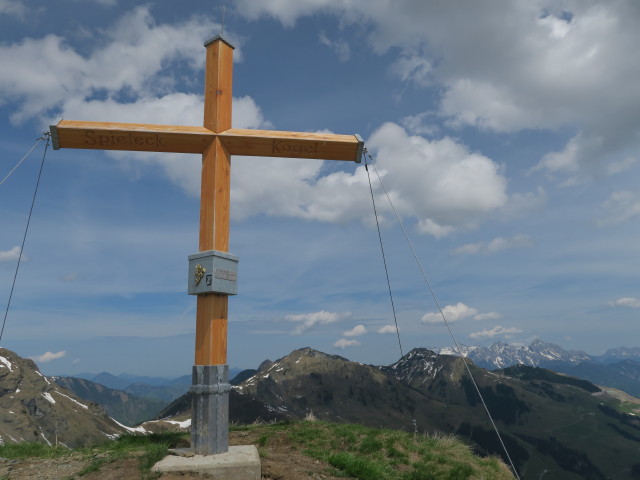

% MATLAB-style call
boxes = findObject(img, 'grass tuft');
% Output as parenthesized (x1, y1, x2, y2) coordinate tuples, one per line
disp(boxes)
(0, 442, 69, 459)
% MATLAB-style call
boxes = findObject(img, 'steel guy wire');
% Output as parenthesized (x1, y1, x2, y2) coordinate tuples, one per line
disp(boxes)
(1, 133, 51, 343)
(0, 136, 45, 186)
(363, 148, 521, 480)
(363, 155, 404, 358)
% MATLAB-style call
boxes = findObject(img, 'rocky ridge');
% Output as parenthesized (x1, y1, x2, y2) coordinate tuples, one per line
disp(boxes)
(0, 348, 127, 447)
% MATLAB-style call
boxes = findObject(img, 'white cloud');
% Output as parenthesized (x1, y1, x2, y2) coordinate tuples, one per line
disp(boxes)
(501, 188, 547, 219)
(334, 338, 360, 349)
(452, 235, 534, 255)
(0, 246, 23, 263)
(30, 351, 66, 363)
(377, 324, 397, 334)
(286, 310, 352, 335)
(343, 325, 367, 337)
(390, 51, 432, 87)
(235, 1, 640, 182)
(610, 298, 640, 308)
(598, 191, 640, 226)
(318, 32, 350, 61)
(0, 0, 26, 17)
(60, 273, 78, 282)
(422, 304, 501, 324)
(401, 112, 439, 137)
(422, 302, 477, 324)
(607, 157, 637, 176)
(0, 6, 218, 124)
(470, 325, 522, 339)
(0, 7, 517, 236)
(366, 122, 508, 236)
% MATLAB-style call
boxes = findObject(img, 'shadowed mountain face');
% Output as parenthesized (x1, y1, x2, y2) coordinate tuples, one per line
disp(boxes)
(0, 348, 126, 448)
(221, 347, 640, 480)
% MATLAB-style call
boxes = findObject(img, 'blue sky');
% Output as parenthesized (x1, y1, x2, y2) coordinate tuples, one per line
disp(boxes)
(1, 0, 639, 377)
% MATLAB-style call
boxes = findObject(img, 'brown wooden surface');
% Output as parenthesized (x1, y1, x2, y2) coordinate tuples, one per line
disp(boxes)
(219, 129, 361, 161)
(195, 294, 228, 365)
(204, 39, 233, 133)
(199, 138, 231, 252)
(52, 120, 214, 154)
(194, 38, 234, 366)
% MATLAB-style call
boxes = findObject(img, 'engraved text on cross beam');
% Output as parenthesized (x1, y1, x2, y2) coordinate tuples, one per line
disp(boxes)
(272, 140, 325, 155)
(85, 130, 166, 148)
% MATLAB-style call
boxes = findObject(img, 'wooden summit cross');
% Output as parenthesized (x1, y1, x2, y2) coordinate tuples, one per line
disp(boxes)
(49, 36, 362, 455)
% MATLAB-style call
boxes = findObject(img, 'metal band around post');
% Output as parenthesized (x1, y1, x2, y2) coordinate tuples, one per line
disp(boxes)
(191, 364, 230, 455)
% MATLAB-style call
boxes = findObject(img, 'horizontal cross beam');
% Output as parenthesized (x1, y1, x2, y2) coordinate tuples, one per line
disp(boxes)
(50, 120, 363, 162)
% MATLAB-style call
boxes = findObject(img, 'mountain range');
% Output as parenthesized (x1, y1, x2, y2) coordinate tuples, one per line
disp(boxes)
(4, 341, 640, 479)
(157, 346, 640, 479)
(438, 340, 640, 397)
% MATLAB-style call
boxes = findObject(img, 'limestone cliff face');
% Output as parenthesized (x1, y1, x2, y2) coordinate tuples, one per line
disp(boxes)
(0, 348, 126, 448)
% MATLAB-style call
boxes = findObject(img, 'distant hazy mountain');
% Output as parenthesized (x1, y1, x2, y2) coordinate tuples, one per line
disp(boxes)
(437, 339, 593, 369)
(54, 377, 166, 426)
(65, 369, 242, 404)
(438, 340, 640, 397)
(0, 348, 126, 447)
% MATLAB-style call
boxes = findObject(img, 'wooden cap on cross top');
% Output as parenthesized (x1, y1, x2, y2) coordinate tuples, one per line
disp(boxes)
(204, 34, 235, 49)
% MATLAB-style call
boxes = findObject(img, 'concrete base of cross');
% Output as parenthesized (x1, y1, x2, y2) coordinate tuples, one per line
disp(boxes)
(151, 445, 261, 479)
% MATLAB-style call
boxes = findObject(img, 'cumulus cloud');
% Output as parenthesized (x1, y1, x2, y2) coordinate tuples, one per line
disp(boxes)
(235, 1, 640, 182)
(30, 350, 66, 363)
(343, 325, 367, 337)
(0, 6, 548, 236)
(286, 310, 352, 335)
(422, 303, 500, 324)
(610, 298, 640, 308)
(452, 235, 534, 255)
(225, 121, 510, 234)
(367, 123, 508, 236)
(422, 302, 477, 324)
(334, 338, 360, 349)
(377, 324, 398, 334)
(0, 246, 22, 263)
(470, 325, 522, 339)
(0, 6, 218, 124)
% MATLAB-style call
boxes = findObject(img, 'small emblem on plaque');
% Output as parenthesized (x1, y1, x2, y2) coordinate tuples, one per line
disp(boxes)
(194, 264, 206, 286)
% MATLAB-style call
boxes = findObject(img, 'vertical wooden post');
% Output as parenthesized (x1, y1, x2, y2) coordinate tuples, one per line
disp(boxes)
(191, 36, 235, 456)
(195, 37, 234, 366)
